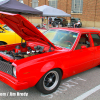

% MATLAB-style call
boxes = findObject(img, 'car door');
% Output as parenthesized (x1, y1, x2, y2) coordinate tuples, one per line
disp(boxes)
(15, 34, 22, 43)
(0, 28, 16, 45)
(90, 33, 100, 66)
(69, 33, 95, 74)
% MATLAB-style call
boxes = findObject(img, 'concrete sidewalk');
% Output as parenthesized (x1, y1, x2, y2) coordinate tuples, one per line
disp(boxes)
(83, 27, 100, 30)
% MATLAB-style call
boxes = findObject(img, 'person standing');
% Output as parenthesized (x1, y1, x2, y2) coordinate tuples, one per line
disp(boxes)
(42, 17, 44, 27)
(49, 17, 52, 27)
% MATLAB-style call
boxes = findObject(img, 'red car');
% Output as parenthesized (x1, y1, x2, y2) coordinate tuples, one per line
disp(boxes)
(0, 11, 100, 94)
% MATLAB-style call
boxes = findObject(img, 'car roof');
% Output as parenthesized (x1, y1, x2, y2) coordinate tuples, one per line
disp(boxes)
(71, 18, 80, 19)
(50, 28, 100, 34)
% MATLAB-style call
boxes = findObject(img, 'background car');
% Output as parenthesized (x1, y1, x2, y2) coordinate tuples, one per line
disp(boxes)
(68, 18, 82, 28)
(0, 25, 45, 45)
(52, 18, 68, 27)
(0, 25, 22, 45)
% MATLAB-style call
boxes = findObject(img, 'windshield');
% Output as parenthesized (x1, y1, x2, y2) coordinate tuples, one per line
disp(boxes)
(44, 29, 78, 49)
(71, 19, 77, 23)
(3, 25, 14, 31)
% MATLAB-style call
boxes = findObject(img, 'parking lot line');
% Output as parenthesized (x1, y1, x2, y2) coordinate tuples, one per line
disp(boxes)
(74, 84, 100, 100)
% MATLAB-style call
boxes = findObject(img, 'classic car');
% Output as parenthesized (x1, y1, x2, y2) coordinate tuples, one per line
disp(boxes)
(0, 11, 100, 94)
(0, 24, 22, 45)
(52, 18, 68, 27)
(0, 25, 45, 45)
(68, 18, 82, 28)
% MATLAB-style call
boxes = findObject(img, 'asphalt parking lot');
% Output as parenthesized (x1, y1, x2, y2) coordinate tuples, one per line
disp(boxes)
(0, 27, 100, 100)
(0, 66, 100, 100)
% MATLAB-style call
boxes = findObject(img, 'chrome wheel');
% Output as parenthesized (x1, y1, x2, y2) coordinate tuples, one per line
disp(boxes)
(36, 69, 62, 94)
(43, 71, 59, 91)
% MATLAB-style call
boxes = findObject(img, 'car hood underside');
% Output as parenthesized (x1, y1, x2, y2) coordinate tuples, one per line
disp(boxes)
(0, 11, 56, 49)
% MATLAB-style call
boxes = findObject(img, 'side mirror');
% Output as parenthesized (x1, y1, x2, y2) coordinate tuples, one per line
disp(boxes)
(81, 45, 87, 49)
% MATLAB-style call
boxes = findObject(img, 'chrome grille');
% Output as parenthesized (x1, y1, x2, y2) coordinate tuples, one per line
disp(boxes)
(0, 60, 13, 76)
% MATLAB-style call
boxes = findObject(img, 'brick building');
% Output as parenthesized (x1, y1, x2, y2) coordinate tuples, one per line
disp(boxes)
(18, 0, 100, 27)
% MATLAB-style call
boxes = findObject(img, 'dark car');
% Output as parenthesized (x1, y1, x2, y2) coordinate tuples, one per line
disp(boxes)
(52, 18, 68, 27)
(68, 18, 82, 28)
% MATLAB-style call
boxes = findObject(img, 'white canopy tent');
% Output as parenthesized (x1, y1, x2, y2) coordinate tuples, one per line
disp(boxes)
(35, 5, 71, 29)
(35, 5, 71, 17)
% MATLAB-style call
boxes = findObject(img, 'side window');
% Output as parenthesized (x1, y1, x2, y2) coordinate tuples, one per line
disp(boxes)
(91, 34, 100, 46)
(75, 34, 90, 50)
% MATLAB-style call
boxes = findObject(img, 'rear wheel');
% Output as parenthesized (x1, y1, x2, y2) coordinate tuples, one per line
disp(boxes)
(36, 69, 62, 94)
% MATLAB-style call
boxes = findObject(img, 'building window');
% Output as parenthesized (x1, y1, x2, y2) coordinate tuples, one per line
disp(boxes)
(71, 0, 83, 13)
(19, 0, 24, 4)
(49, 0, 58, 8)
(32, 0, 38, 8)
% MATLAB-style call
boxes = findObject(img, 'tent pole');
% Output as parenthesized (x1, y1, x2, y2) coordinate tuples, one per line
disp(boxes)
(47, 16, 49, 29)
(70, 17, 71, 23)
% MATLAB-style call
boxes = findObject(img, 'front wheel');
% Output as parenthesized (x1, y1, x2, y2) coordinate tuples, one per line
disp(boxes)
(36, 69, 62, 94)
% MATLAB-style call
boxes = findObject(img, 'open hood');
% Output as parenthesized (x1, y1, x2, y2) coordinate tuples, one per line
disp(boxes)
(0, 11, 56, 48)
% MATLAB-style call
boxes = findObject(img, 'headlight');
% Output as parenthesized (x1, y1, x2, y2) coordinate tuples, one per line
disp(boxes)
(13, 66, 16, 77)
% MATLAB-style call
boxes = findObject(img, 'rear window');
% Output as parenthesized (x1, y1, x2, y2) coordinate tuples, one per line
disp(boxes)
(91, 34, 100, 46)
(91, 34, 100, 39)
(71, 19, 77, 23)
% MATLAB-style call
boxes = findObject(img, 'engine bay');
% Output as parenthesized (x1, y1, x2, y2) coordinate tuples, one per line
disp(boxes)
(0, 44, 45, 60)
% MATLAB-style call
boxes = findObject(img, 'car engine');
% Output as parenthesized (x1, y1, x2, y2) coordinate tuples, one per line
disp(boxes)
(0, 45, 44, 60)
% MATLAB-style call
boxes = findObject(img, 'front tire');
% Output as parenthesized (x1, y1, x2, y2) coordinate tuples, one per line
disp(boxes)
(36, 69, 62, 94)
